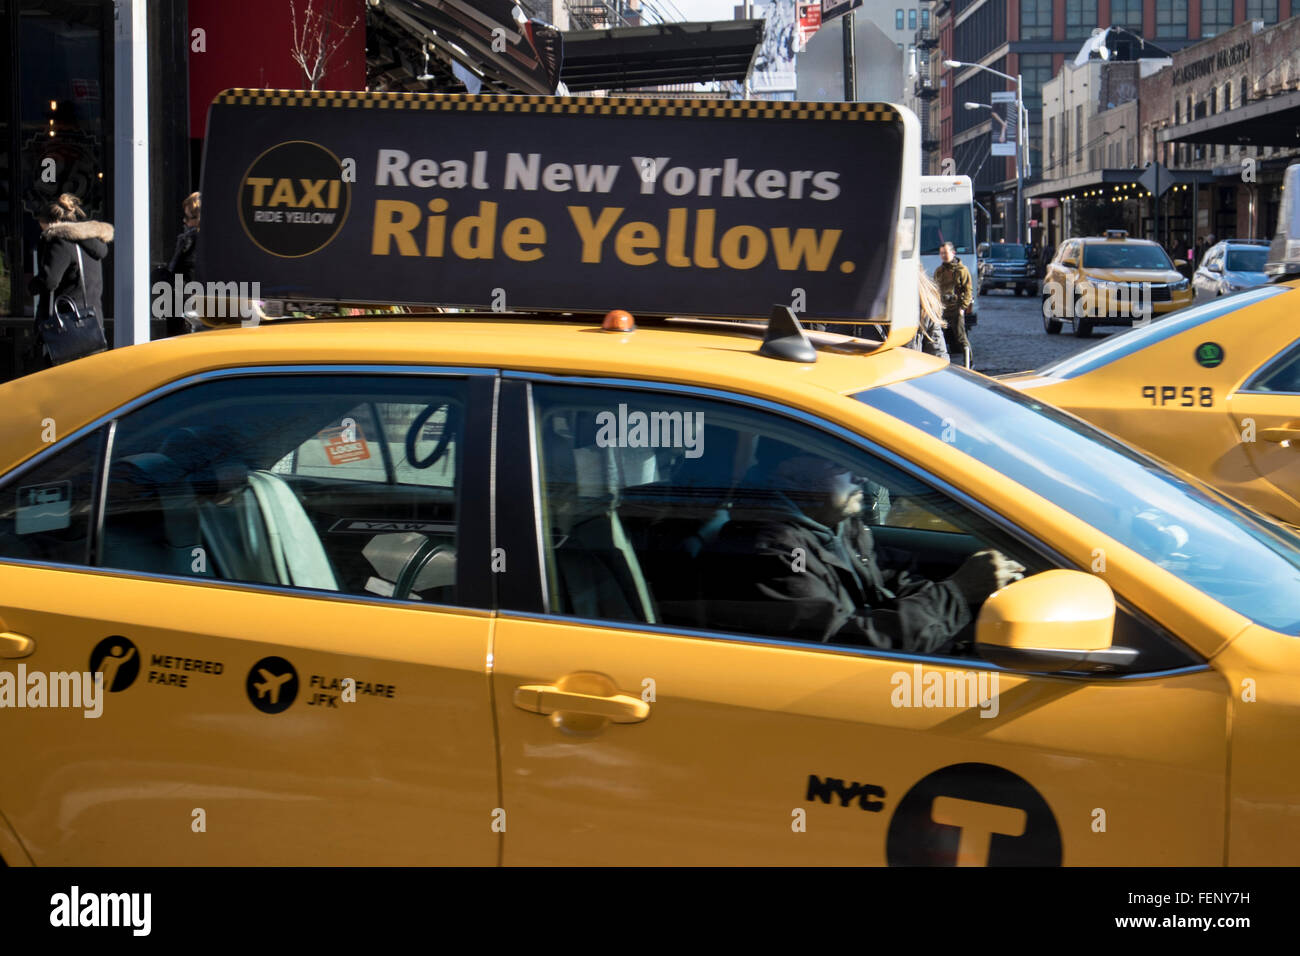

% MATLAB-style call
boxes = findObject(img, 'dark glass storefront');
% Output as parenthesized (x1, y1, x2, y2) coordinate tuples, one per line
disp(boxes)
(1, 0, 112, 378)
(1, 0, 191, 382)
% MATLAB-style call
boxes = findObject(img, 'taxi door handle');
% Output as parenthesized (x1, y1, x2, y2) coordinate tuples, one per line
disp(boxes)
(1259, 425, 1300, 444)
(513, 684, 650, 722)
(0, 631, 35, 659)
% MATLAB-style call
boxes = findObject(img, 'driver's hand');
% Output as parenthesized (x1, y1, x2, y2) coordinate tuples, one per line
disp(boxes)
(949, 549, 1025, 604)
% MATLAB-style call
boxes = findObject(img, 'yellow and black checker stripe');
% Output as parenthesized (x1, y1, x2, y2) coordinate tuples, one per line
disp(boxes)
(215, 88, 899, 122)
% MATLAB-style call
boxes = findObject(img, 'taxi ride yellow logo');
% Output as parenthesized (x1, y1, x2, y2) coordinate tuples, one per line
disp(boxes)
(239, 139, 351, 258)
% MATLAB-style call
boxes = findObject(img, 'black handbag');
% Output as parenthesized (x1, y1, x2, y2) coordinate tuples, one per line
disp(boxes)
(37, 244, 108, 365)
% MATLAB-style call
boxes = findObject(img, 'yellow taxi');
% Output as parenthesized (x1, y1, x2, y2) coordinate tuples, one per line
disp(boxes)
(2, 310, 1300, 866)
(1042, 230, 1195, 337)
(2, 89, 1298, 869)
(1007, 280, 1300, 526)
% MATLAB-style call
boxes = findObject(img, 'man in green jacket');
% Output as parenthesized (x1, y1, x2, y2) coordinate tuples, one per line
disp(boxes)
(934, 241, 973, 366)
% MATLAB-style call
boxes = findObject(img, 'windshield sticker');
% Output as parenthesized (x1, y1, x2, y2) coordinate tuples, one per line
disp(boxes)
(319, 423, 371, 465)
(15, 481, 71, 534)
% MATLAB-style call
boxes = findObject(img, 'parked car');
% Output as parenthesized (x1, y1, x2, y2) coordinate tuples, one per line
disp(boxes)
(1193, 239, 1270, 301)
(977, 242, 1039, 297)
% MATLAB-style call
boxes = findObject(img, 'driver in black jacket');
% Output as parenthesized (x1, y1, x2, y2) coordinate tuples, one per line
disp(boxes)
(705, 450, 1024, 654)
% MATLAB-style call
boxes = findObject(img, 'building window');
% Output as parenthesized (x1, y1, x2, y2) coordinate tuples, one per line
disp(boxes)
(909, 8, 917, 29)
(1156, 0, 1188, 39)
(896, 8, 905, 29)
(1127, 138, 1134, 166)
(897, 42, 904, 51)
(921, 8, 930, 28)
(1048, 116, 1055, 167)
(1241, 76, 1249, 106)
(1223, 82, 1232, 109)
(1175, 100, 1181, 123)
(1076, 104, 1083, 162)
(1111, 0, 1143, 29)
(1201, 0, 1232, 36)
(1065, 0, 1099, 40)
(1019, 0, 1051, 39)
(1209, 88, 1216, 113)
(1246, 0, 1279, 24)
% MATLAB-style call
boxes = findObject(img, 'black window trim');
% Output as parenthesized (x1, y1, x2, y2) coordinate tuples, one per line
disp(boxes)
(0, 363, 498, 612)
(500, 369, 1205, 679)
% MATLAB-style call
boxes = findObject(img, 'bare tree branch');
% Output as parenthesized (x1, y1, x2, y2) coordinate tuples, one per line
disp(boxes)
(289, 0, 361, 91)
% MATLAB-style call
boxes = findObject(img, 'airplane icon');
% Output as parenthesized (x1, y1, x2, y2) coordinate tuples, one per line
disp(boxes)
(254, 668, 294, 704)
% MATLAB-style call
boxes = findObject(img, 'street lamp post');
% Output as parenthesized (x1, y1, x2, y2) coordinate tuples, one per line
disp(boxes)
(963, 98, 1028, 243)
(949, 59, 1025, 244)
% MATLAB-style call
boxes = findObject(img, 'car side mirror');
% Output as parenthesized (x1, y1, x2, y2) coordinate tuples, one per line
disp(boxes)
(1061, 259, 1077, 268)
(975, 570, 1135, 673)
(1208, 262, 1223, 273)
(1174, 259, 1188, 268)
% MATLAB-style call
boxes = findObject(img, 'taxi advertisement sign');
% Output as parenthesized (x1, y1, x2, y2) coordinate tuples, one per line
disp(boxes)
(198, 89, 918, 331)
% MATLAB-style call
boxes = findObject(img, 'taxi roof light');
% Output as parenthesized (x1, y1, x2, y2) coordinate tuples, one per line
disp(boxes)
(1104, 229, 1129, 240)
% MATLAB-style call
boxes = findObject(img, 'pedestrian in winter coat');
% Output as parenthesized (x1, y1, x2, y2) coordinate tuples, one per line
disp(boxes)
(934, 241, 973, 365)
(28, 194, 112, 354)
(912, 263, 949, 358)
(159, 191, 201, 335)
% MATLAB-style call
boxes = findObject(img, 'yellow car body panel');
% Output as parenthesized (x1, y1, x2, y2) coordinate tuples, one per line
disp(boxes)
(0, 316, 1297, 865)
(1006, 281, 1300, 523)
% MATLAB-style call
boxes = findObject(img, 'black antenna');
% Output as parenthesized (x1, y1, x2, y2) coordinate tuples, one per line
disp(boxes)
(759, 305, 817, 363)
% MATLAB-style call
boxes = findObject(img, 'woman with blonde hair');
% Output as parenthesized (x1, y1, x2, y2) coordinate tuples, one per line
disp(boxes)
(913, 263, 949, 359)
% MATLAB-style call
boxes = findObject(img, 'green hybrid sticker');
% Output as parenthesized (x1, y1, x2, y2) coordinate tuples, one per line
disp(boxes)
(1195, 342, 1224, 368)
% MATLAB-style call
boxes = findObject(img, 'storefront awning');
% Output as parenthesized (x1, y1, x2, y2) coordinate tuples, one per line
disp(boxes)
(560, 21, 763, 92)
(1158, 89, 1300, 147)
(1026, 166, 1215, 199)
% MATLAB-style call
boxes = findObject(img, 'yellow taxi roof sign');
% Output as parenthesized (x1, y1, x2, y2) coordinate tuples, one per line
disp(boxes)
(196, 89, 920, 347)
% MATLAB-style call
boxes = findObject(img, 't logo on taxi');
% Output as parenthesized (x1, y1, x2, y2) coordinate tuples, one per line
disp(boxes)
(886, 763, 1061, 866)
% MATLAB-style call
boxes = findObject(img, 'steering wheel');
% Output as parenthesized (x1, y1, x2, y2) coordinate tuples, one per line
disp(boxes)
(405, 402, 458, 470)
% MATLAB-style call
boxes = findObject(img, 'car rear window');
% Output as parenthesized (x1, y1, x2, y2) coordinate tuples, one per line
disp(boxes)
(1227, 248, 1267, 272)
(1082, 244, 1173, 270)
(1034, 285, 1290, 379)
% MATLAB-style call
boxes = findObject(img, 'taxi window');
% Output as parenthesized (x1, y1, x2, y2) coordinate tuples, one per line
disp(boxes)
(0, 430, 104, 568)
(858, 366, 1300, 633)
(1242, 338, 1300, 393)
(527, 382, 1194, 671)
(1037, 285, 1291, 380)
(99, 374, 467, 605)
(271, 401, 457, 489)
(1081, 244, 1172, 270)
(529, 382, 1052, 659)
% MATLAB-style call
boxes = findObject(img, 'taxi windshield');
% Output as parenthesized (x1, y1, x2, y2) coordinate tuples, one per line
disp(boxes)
(1082, 243, 1173, 270)
(857, 367, 1300, 633)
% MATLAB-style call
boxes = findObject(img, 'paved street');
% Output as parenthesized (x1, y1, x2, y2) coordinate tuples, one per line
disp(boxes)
(969, 287, 1120, 377)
